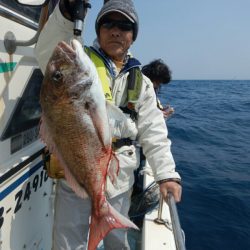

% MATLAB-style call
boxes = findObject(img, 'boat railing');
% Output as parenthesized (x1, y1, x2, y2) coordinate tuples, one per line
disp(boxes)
(2, 3, 48, 54)
(155, 194, 186, 250)
(0, 4, 38, 30)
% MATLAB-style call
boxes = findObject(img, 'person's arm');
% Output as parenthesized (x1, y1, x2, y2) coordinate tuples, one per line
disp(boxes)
(136, 77, 182, 202)
(35, 2, 75, 73)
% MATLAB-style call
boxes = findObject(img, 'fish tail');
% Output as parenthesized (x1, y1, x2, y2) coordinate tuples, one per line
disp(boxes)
(87, 202, 138, 250)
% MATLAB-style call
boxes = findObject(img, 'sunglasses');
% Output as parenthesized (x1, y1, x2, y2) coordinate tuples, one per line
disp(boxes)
(100, 19, 134, 32)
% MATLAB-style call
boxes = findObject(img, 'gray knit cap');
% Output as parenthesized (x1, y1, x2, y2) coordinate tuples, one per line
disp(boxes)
(95, 0, 139, 41)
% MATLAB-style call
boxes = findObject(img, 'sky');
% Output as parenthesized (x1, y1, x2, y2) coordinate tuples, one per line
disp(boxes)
(83, 0, 250, 80)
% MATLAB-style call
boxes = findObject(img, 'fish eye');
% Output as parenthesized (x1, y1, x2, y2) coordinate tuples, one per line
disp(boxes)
(53, 70, 63, 82)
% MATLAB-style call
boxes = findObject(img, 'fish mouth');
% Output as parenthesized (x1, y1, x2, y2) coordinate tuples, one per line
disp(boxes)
(70, 39, 82, 51)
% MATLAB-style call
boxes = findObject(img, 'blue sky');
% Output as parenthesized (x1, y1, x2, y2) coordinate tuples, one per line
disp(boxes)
(84, 0, 250, 80)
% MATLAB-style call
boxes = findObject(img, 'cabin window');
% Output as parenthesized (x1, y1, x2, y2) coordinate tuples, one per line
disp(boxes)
(1, 69, 43, 141)
(0, 0, 41, 23)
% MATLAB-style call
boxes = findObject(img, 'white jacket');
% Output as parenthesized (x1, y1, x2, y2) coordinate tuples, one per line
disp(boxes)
(35, 4, 181, 198)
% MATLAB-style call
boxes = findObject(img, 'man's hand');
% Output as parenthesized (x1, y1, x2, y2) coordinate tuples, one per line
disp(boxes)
(159, 181, 182, 202)
(162, 105, 174, 119)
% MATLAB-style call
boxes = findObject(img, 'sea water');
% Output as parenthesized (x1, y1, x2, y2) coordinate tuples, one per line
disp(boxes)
(159, 80, 250, 250)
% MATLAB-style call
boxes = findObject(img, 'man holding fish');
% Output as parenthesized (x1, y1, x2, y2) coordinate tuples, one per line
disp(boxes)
(36, 0, 182, 249)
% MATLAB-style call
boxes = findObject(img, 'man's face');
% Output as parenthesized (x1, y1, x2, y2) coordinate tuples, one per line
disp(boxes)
(98, 12, 134, 62)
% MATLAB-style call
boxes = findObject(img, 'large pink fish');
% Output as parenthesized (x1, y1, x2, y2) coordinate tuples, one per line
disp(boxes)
(39, 39, 137, 250)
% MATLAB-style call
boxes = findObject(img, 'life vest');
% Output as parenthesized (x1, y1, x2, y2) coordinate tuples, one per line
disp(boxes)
(84, 46, 142, 120)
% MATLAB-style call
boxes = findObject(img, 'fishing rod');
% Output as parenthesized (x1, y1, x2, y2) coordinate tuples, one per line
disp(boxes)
(72, 0, 112, 37)
(72, 0, 91, 37)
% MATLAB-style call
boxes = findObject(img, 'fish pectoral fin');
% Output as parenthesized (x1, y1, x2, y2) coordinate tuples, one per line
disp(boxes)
(88, 201, 138, 250)
(107, 152, 120, 185)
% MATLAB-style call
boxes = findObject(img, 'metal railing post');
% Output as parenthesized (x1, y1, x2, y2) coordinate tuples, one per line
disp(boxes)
(154, 193, 186, 250)
(155, 195, 164, 223)
(167, 193, 186, 250)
